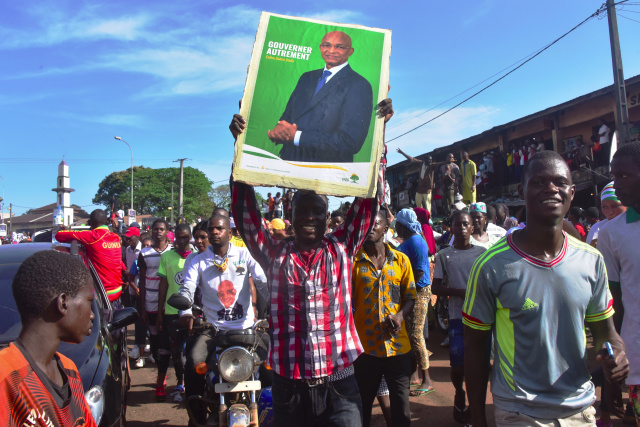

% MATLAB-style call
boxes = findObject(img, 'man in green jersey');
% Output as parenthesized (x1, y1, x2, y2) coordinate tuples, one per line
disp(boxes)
(155, 223, 192, 401)
(464, 151, 629, 426)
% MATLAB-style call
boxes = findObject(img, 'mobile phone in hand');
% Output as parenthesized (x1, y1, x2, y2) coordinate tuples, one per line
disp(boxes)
(386, 316, 396, 330)
(605, 342, 614, 358)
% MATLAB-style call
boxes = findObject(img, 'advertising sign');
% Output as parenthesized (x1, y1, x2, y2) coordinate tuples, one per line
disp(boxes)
(232, 12, 391, 197)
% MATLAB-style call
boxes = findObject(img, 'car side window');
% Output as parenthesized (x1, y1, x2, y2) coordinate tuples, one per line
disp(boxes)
(87, 261, 110, 313)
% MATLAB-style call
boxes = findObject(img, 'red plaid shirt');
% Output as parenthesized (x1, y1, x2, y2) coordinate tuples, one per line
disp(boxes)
(231, 177, 382, 379)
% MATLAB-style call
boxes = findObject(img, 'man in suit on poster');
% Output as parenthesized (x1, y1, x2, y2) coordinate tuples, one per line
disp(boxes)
(267, 30, 374, 163)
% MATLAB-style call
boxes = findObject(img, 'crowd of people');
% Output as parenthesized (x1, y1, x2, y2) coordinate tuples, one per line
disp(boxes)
(392, 119, 615, 215)
(2, 99, 640, 427)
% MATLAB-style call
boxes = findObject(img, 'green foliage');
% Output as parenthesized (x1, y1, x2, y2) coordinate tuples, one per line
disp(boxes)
(93, 166, 214, 221)
(209, 185, 231, 211)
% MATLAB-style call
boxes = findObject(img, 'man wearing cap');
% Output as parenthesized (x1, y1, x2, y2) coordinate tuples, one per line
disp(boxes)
(469, 202, 506, 249)
(229, 217, 246, 247)
(588, 183, 626, 247)
(270, 218, 288, 240)
(453, 194, 466, 213)
(395, 209, 435, 396)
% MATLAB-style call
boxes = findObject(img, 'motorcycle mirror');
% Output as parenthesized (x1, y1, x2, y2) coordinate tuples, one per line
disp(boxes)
(107, 307, 139, 332)
(253, 319, 269, 330)
(167, 293, 192, 311)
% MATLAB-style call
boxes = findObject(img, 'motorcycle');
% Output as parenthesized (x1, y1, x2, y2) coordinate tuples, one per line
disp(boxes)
(167, 294, 273, 427)
(435, 295, 449, 334)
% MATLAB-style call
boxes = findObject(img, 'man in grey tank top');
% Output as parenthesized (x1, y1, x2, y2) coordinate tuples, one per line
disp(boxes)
(463, 151, 629, 426)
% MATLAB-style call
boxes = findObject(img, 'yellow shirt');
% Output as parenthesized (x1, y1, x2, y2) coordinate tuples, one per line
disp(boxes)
(230, 235, 245, 247)
(352, 244, 416, 357)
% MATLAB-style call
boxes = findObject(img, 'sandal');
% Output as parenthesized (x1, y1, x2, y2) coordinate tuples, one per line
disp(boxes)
(453, 405, 470, 423)
(409, 387, 436, 397)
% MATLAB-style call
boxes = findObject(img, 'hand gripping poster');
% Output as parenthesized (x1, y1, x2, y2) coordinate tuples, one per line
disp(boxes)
(232, 12, 392, 198)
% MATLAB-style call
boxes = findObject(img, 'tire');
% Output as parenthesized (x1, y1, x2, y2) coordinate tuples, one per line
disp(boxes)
(435, 296, 449, 333)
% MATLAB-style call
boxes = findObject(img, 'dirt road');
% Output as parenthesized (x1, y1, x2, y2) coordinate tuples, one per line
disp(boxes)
(124, 326, 627, 426)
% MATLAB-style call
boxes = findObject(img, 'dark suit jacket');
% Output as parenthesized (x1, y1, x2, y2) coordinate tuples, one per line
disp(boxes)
(278, 64, 373, 163)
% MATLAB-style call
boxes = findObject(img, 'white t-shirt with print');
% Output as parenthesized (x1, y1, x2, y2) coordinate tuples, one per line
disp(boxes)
(180, 244, 266, 330)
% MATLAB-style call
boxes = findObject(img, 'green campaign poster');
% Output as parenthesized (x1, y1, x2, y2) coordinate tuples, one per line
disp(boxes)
(233, 12, 391, 197)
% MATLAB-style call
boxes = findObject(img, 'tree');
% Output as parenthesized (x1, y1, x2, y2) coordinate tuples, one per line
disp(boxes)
(209, 185, 231, 211)
(207, 184, 265, 217)
(93, 166, 214, 222)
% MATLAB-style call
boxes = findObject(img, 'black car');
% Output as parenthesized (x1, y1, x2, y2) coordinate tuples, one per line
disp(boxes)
(0, 242, 138, 426)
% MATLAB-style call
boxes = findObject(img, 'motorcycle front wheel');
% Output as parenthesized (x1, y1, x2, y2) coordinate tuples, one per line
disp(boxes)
(435, 296, 449, 334)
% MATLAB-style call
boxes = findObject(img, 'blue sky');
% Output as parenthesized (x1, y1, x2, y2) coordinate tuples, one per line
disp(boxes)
(1, 0, 639, 216)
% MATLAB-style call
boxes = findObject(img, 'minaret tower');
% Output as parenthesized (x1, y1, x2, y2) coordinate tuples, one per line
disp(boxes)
(52, 157, 75, 226)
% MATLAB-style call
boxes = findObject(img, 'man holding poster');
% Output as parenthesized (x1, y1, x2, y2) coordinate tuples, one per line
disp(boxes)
(267, 30, 373, 164)
(230, 98, 393, 427)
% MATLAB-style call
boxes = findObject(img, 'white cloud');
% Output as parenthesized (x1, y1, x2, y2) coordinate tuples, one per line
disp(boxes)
(83, 114, 146, 127)
(102, 33, 254, 97)
(385, 105, 501, 164)
(0, 4, 369, 98)
(209, 5, 261, 32)
(82, 17, 149, 40)
(0, 6, 151, 49)
(301, 10, 365, 25)
(463, 0, 497, 27)
(0, 93, 52, 106)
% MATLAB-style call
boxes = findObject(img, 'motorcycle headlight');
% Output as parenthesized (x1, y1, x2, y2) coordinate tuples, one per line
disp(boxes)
(85, 385, 104, 424)
(218, 346, 254, 382)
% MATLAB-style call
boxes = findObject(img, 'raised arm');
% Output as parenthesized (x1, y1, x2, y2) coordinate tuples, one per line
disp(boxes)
(396, 148, 423, 164)
(54, 229, 93, 244)
(230, 178, 280, 271)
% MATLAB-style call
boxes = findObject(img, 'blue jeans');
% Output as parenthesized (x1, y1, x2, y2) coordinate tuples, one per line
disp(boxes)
(272, 371, 363, 427)
(449, 318, 465, 367)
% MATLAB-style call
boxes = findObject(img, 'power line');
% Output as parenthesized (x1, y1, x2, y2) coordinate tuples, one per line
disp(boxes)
(385, 4, 608, 144)
(388, 40, 558, 131)
(618, 12, 640, 22)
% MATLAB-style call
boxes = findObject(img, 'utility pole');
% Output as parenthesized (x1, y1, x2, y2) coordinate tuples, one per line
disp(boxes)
(606, 0, 630, 147)
(170, 183, 174, 225)
(8, 203, 12, 236)
(173, 158, 189, 222)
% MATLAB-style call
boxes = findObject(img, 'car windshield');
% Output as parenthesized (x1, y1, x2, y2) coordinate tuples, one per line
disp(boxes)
(0, 263, 24, 343)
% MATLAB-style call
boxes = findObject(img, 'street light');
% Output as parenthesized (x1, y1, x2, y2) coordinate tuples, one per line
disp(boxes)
(0, 175, 4, 224)
(114, 137, 134, 216)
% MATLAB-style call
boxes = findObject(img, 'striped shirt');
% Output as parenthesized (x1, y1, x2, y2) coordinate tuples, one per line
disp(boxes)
(463, 232, 613, 418)
(231, 179, 381, 380)
(138, 244, 172, 313)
